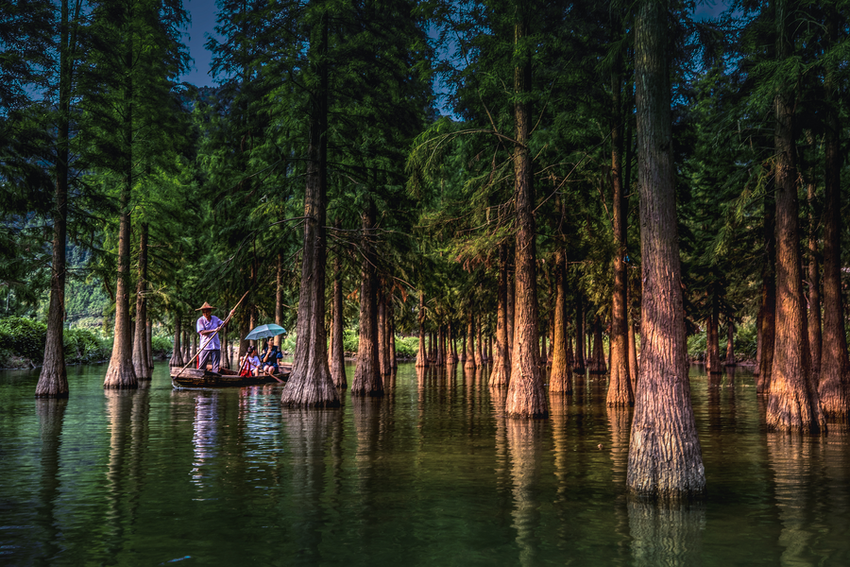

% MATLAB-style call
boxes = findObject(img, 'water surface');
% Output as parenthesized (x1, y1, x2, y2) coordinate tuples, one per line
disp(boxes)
(1, 363, 849, 566)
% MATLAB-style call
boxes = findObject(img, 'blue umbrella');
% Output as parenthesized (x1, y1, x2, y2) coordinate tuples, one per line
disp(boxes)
(245, 323, 287, 341)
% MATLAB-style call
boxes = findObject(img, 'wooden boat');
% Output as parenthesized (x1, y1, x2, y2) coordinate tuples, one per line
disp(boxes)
(170, 365, 291, 389)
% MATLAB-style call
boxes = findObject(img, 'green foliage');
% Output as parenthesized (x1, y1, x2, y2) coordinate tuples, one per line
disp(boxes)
(63, 327, 110, 364)
(0, 316, 47, 362)
(343, 329, 359, 354)
(394, 336, 418, 359)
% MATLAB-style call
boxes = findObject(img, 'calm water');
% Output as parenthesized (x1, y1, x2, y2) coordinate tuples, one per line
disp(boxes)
(1, 362, 849, 566)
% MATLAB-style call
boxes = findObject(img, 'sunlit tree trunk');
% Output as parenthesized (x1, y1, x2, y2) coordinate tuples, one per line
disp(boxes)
(281, 6, 339, 407)
(549, 248, 571, 394)
(505, 16, 546, 419)
(465, 312, 476, 369)
(817, 9, 847, 420)
(766, 2, 824, 433)
(351, 200, 383, 396)
(490, 245, 511, 386)
(627, 0, 704, 498)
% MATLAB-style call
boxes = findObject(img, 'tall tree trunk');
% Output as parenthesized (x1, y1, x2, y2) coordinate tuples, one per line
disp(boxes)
(133, 223, 151, 379)
(377, 285, 389, 375)
(627, 0, 704, 499)
(549, 248, 571, 394)
(817, 10, 847, 421)
(104, 34, 136, 390)
(806, 178, 821, 380)
(628, 318, 638, 390)
(351, 199, 383, 396)
(276, 251, 285, 347)
(416, 291, 427, 367)
(490, 244, 511, 387)
(607, 18, 631, 406)
(170, 312, 183, 367)
(281, 8, 339, 407)
(475, 315, 484, 367)
(574, 298, 586, 372)
(590, 318, 607, 374)
(37, 0, 72, 398)
(505, 16, 546, 419)
(766, 3, 824, 433)
(330, 242, 346, 388)
(507, 252, 515, 365)
(757, 187, 776, 392)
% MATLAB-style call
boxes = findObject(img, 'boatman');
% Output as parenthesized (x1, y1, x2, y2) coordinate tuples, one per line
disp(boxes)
(196, 301, 233, 373)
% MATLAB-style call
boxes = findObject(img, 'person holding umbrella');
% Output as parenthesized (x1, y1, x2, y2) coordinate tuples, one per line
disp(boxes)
(196, 301, 233, 373)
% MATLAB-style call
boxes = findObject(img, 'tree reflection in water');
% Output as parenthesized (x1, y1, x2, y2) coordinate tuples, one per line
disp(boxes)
(629, 499, 706, 566)
(190, 392, 220, 488)
(507, 418, 544, 567)
(36, 398, 68, 564)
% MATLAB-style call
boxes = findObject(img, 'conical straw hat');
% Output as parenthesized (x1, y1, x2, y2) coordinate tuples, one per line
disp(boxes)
(195, 301, 215, 311)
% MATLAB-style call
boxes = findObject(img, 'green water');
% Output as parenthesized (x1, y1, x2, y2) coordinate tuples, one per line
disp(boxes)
(1, 362, 849, 566)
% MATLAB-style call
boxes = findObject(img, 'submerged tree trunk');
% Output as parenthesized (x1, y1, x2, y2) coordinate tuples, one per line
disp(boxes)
(170, 312, 183, 367)
(818, 17, 848, 421)
(416, 291, 427, 367)
(133, 223, 151, 380)
(574, 298, 586, 372)
(549, 248, 571, 394)
(766, 7, 823, 433)
(627, 0, 704, 499)
(465, 312, 477, 369)
(330, 243, 346, 388)
(36, 0, 72, 398)
(724, 320, 735, 366)
(281, 8, 339, 408)
(351, 200, 383, 397)
(505, 16, 546, 419)
(490, 245, 511, 387)
(706, 295, 720, 375)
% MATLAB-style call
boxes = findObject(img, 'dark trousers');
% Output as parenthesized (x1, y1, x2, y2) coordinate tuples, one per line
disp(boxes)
(198, 349, 221, 373)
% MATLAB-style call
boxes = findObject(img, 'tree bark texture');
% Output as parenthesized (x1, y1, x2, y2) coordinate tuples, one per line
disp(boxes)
(818, 18, 848, 421)
(589, 318, 607, 375)
(170, 312, 183, 367)
(36, 1, 72, 397)
(377, 286, 389, 376)
(724, 321, 735, 366)
(330, 244, 346, 388)
(280, 10, 339, 408)
(706, 296, 720, 374)
(766, 7, 824, 433)
(627, 0, 704, 499)
(465, 312, 477, 369)
(806, 179, 821, 380)
(490, 245, 511, 387)
(629, 318, 638, 390)
(549, 248, 571, 394)
(132, 223, 151, 380)
(574, 299, 586, 372)
(757, 187, 777, 392)
(351, 200, 383, 396)
(505, 18, 546, 419)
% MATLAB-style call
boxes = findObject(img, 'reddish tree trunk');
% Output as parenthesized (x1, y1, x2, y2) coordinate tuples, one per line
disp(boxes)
(627, 0, 704, 499)
(330, 244, 346, 388)
(706, 296, 720, 375)
(490, 244, 511, 387)
(416, 291, 427, 367)
(574, 299, 586, 372)
(549, 248, 571, 394)
(505, 17, 546, 419)
(725, 320, 735, 366)
(465, 312, 477, 369)
(807, 179, 821, 380)
(766, 8, 823, 432)
(757, 189, 777, 393)
(281, 9, 339, 407)
(351, 200, 383, 396)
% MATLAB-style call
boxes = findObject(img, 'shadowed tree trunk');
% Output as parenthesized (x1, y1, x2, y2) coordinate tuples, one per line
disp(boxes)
(757, 185, 776, 392)
(416, 292, 427, 367)
(549, 248, 571, 394)
(490, 245, 511, 387)
(133, 223, 151, 380)
(627, 0, 704, 499)
(818, 12, 848, 421)
(806, 178, 821, 380)
(351, 200, 383, 396)
(589, 318, 607, 374)
(377, 286, 389, 376)
(766, 3, 823, 433)
(706, 295, 720, 375)
(629, 318, 638, 390)
(505, 16, 546, 419)
(475, 315, 484, 367)
(36, 0, 73, 398)
(280, 7, 339, 408)
(170, 313, 184, 367)
(330, 242, 346, 388)
(725, 320, 735, 366)
(276, 251, 285, 347)
(507, 255, 515, 364)
(574, 298, 586, 372)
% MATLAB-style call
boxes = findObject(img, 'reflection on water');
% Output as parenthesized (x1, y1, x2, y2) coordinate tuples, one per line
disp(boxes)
(4, 363, 850, 565)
